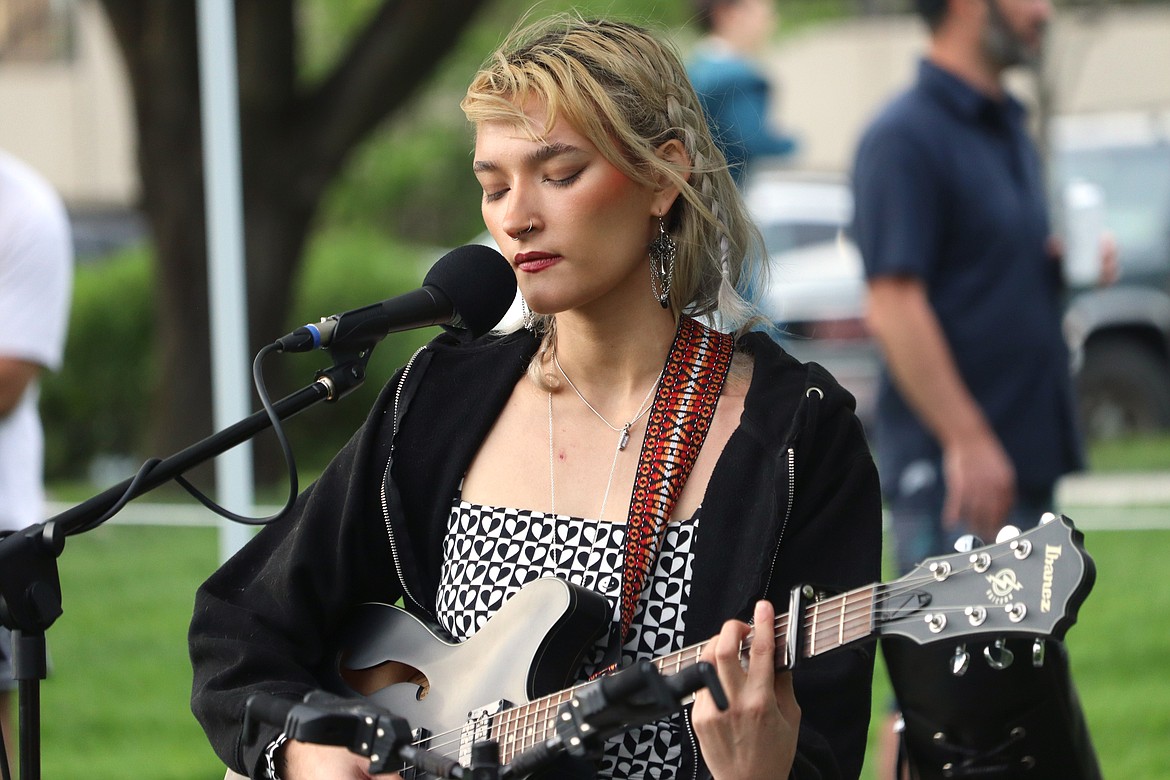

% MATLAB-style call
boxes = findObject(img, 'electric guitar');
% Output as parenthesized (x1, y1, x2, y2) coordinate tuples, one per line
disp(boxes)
(333, 513, 1095, 777)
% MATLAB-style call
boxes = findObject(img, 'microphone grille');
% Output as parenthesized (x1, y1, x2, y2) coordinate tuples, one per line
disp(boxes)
(424, 244, 517, 337)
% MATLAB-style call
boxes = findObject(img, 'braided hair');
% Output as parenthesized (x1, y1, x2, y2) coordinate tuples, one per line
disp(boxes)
(461, 13, 768, 379)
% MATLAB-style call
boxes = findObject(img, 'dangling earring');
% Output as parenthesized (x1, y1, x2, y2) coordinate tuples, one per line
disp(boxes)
(520, 296, 537, 331)
(649, 216, 677, 308)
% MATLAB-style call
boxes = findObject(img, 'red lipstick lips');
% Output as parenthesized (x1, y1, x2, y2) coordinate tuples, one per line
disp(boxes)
(514, 252, 559, 272)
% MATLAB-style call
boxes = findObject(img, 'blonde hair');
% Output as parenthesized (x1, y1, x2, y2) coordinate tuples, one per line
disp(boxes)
(461, 14, 767, 378)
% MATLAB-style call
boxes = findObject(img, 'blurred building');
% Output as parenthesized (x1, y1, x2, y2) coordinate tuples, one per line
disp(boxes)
(1, 1, 1168, 212)
(0, 0, 138, 257)
(768, 5, 1170, 172)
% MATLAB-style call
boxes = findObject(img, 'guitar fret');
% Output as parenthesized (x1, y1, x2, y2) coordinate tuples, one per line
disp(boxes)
(499, 708, 511, 761)
(798, 588, 877, 659)
(839, 594, 846, 646)
(809, 599, 820, 656)
(478, 588, 882, 764)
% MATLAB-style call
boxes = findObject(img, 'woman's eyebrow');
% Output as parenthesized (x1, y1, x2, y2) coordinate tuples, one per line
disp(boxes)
(473, 142, 583, 174)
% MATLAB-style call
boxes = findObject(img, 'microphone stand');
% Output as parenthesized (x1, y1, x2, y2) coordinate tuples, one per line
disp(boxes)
(0, 346, 373, 780)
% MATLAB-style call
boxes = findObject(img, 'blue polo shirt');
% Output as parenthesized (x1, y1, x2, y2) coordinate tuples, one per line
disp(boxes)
(851, 59, 1083, 495)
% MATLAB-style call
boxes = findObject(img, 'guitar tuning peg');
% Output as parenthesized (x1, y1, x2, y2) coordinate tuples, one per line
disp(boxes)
(1033, 638, 1046, 667)
(951, 644, 970, 676)
(995, 525, 1021, 544)
(984, 637, 1015, 670)
(953, 534, 982, 553)
(1039, 512, 1057, 525)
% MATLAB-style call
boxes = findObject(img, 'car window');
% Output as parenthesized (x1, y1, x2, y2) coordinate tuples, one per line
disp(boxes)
(760, 222, 843, 256)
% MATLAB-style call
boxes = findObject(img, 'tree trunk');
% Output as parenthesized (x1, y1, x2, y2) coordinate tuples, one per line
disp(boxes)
(96, 0, 492, 485)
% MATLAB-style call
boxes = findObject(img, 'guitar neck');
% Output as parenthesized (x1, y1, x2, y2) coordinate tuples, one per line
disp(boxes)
(494, 584, 878, 763)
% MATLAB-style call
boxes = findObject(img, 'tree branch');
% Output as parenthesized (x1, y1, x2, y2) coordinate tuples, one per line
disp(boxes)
(291, 0, 492, 186)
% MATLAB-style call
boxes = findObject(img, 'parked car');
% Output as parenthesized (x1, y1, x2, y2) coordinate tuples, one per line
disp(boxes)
(746, 113, 1170, 440)
(1054, 112, 1170, 439)
(744, 172, 877, 429)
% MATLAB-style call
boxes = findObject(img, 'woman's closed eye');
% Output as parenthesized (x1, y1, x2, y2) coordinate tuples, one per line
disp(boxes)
(543, 168, 584, 188)
(480, 168, 584, 203)
(482, 186, 508, 204)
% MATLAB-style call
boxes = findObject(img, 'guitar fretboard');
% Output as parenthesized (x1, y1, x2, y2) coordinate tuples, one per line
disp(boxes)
(490, 585, 877, 763)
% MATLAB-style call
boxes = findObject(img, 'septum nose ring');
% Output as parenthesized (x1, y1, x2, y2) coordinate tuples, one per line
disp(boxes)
(511, 219, 534, 241)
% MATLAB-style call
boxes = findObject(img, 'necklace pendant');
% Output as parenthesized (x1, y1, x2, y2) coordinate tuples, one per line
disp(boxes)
(618, 425, 631, 451)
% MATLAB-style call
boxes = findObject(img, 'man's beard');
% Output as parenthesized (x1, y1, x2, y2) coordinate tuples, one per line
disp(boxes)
(981, 0, 1044, 70)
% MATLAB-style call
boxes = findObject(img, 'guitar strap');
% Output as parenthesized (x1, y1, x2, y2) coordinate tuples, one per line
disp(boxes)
(615, 315, 735, 649)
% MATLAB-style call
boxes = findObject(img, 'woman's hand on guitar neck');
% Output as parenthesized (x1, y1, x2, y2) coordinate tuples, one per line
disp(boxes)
(691, 600, 800, 779)
(280, 740, 404, 779)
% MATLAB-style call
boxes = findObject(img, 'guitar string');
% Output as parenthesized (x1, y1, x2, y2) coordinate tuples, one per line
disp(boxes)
(398, 546, 1035, 764)
(416, 577, 996, 763)
(483, 564, 1029, 752)
(405, 605, 988, 771)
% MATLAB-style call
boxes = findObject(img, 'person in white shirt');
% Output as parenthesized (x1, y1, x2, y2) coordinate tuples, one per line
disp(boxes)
(0, 149, 73, 775)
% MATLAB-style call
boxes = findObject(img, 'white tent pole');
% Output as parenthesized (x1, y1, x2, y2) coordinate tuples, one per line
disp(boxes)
(196, 0, 255, 562)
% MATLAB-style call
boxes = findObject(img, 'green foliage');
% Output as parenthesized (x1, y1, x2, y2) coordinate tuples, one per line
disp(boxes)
(40, 0, 868, 484)
(313, 0, 720, 247)
(40, 524, 221, 778)
(40, 229, 437, 485)
(274, 224, 436, 480)
(40, 248, 156, 481)
(1087, 433, 1170, 472)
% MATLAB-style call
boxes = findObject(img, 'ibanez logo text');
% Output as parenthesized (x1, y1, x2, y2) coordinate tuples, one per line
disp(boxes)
(1041, 544, 1063, 613)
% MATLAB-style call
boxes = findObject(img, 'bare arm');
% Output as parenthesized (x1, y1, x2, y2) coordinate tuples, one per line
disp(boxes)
(0, 357, 40, 417)
(866, 276, 1015, 540)
(279, 741, 401, 779)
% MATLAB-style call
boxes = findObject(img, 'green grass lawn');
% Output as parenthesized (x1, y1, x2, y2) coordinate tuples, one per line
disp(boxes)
(14, 518, 1170, 778)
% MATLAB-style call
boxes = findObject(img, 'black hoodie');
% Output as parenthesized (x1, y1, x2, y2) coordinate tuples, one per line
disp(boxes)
(190, 327, 882, 779)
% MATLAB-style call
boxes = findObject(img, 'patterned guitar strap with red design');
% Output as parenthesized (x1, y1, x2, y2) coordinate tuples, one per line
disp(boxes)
(603, 316, 735, 666)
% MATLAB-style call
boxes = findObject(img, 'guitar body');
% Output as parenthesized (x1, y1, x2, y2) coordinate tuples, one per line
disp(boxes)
(335, 576, 611, 744)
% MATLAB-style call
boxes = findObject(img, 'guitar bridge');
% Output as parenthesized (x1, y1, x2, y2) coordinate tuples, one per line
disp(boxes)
(461, 700, 512, 768)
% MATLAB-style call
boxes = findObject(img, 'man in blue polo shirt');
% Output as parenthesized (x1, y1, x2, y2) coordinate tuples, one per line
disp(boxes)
(853, 0, 1079, 570)
(852, 1, 1106, 777)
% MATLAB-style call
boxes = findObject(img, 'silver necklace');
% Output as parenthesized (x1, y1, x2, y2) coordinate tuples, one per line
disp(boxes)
(552, 353, 661, 451)
(548, 391, 626, 522)
(546, 361, 661, 522)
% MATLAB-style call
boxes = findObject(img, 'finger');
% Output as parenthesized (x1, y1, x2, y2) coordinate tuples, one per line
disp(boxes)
(745, 600, 777, 690)
(773, 669, 801, 726)
(708, 619, 750, 698)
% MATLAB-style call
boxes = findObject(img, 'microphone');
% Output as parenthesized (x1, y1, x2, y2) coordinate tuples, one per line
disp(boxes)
(275, 244, 515, 352)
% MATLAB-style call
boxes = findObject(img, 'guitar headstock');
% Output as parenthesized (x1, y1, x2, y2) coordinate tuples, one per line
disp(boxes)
(876, 514, 1096, 645)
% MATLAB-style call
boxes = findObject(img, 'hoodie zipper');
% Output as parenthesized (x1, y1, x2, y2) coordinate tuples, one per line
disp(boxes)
(685, 447, 794, 780)
(684, 707, 700, 780)
(379, 346, 427, 614)
(763, 446, 796, 600)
